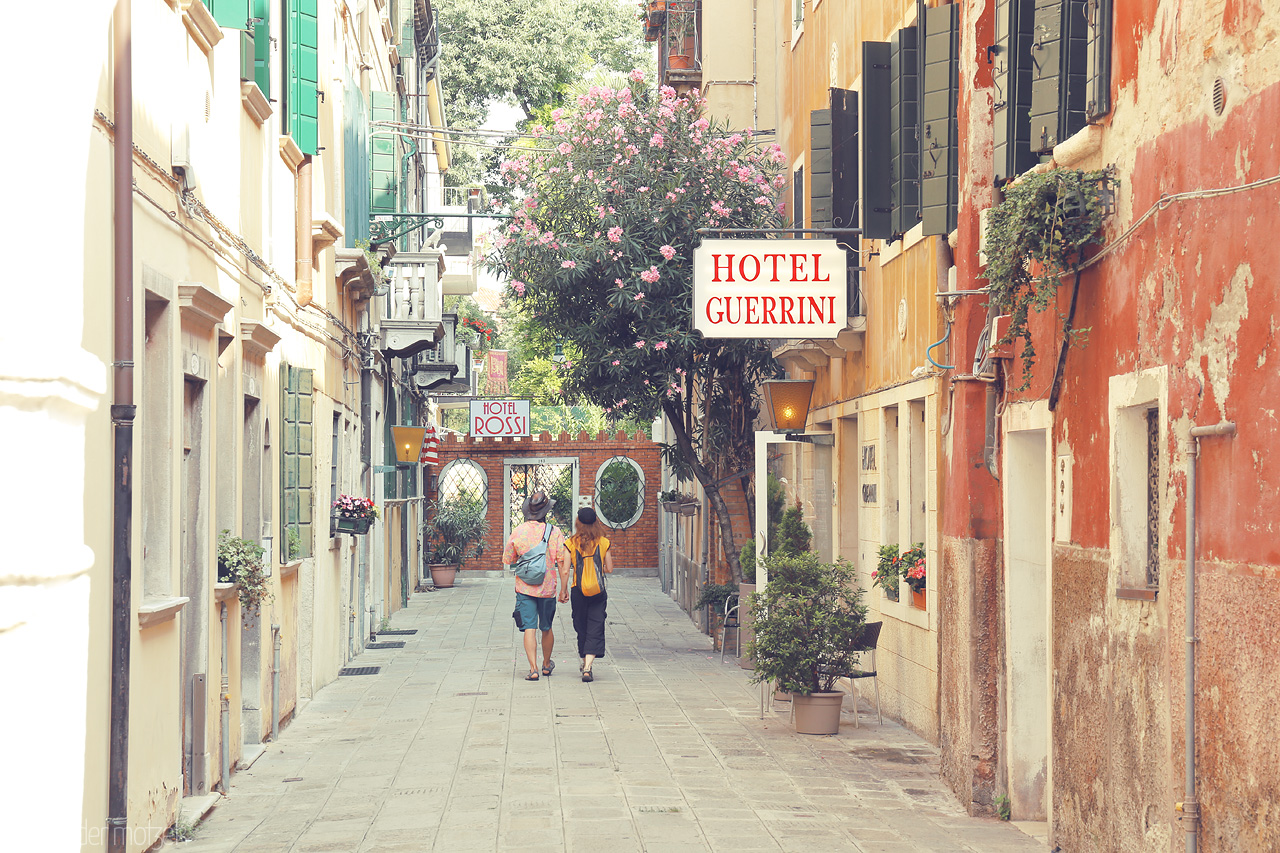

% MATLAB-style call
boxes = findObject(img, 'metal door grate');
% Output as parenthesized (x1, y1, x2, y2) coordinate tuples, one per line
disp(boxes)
(339, 666, 381, 676)
(376, 629, 418, 635)
(366, 642, 406, 650)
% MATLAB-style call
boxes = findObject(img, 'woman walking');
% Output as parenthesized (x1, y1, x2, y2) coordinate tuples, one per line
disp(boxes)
(558, 507, 613, 682)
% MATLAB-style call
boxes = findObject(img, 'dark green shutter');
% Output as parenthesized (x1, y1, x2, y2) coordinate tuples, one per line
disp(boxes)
(1029, 0, 1087, 153)
(371, 92, 399, 214)
(792, 165, 805, 234)
(344, 78, 371, 244)
(1085, 0, 1112, 120)
(206, 0, 250, 29)
(400, 15, 416, 58)
(830, 88, 860, 312)
(861, 42, 893, 240)
(281, 365, 314, 559)
(252, 0, 271, 98)
(810, 109, 833, 231)
(286, 0, 319, 155)
(921, 4, 959, 236)
(993, 0, 1036, 183)
(889, 26, 920, 237)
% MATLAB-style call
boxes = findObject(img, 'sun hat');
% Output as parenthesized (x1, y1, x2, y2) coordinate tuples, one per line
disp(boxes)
(521, 490, 554, 521)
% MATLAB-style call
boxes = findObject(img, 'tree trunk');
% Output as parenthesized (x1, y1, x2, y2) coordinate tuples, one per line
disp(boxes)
(661, 398, 743, 584)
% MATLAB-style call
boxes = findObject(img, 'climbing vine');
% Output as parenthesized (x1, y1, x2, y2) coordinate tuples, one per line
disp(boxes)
(982, 167, 1115, 389)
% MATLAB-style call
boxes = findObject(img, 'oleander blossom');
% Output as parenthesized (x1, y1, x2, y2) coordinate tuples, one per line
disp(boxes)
(659, 245, 676, 260)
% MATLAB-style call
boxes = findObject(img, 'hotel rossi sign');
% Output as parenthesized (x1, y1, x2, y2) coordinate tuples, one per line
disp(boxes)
(469, 400, 531, 438)
(692, 239, 847, 339)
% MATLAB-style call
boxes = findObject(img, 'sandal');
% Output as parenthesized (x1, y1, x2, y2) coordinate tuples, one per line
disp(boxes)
(542, 660, 555, 677)
(525, 671, 539, 681)
(582, 669, 593, 683)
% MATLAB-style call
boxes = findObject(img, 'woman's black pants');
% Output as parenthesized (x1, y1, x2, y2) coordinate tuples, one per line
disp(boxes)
(570, 586, 607, 658)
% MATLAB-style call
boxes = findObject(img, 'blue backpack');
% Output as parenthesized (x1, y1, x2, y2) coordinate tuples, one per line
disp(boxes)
(512, 522, 554, 585)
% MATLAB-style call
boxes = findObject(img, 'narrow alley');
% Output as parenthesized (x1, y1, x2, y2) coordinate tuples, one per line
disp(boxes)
(174, 578, 1044, 853)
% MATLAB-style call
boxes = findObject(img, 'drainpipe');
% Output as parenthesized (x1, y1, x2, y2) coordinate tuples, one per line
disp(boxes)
(270, 623, 281, 743)
(295, 157, 313, 306)
(1180, 421, 1236, 853)
(108, 0, 135, 849)
(219, 603, 230, 793)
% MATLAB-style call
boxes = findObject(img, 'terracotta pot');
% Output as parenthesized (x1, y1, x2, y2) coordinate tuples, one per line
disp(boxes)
(885, 585, 899, 602)
(667, 53, 693, 70)
(429, 563, 458, 588)
(911, 587, 926, 609)
(792, 691, 845, 735)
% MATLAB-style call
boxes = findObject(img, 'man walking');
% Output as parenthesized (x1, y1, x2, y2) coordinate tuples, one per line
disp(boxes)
(502, 491, 566, 681)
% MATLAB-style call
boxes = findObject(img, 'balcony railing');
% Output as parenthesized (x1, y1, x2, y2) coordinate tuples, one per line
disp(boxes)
(379, 250, 445, 358)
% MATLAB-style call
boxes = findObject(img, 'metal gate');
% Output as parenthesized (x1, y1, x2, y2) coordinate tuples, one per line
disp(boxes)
(503, 456, 578, 541)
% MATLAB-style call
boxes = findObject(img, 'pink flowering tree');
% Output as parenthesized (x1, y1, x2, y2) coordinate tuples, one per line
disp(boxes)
(489, 72, 788, 582)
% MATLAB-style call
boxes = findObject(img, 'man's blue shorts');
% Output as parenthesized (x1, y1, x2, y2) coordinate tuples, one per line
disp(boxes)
(516, 592, 556, 631)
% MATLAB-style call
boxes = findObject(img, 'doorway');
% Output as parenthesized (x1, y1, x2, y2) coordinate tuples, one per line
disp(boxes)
(504, 457, 578, 540)
(1004, 426, 1051, 820)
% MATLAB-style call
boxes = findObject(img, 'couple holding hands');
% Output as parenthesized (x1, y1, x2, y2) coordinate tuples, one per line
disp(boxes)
(502, 491, 613, 683)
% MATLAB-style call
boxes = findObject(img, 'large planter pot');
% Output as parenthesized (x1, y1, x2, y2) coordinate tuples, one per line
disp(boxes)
(334, 516, 373, 535)
(910, 587, 926, 609)
(429, 563, 458, 588)
(792, 691, 845, 735)
(667, 53, 693, 70)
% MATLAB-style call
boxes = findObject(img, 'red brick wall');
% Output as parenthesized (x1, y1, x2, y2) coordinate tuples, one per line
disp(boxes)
(429, 430, 661, 574)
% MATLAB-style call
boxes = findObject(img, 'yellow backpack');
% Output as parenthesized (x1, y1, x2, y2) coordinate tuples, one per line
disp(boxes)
(574, 541, 608, 597)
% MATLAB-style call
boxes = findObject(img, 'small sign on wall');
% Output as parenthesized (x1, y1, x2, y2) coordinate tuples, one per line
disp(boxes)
(470, 400, 531, 438)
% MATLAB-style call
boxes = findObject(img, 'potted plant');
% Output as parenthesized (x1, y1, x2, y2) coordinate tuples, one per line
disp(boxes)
(332, 494, 379, 535)
(217, 530, 273, 623)
(659, 489, 698, 516)
(898, 543, 926, 609)
(873, 544, 902, 602)
(665, 1, 695, 68)
(423, 491, 490, 588)
(748, 552, 868, 734)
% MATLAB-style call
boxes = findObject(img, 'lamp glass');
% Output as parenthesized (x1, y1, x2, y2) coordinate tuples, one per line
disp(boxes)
(762, 379, 814, 432)
(390, 426, 427, 464)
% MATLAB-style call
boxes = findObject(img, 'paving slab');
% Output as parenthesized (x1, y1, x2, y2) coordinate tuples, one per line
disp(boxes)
(168, 578, 1044, 852)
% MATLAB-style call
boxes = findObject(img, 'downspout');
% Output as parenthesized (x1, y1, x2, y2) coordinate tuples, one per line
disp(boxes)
(218, 603, 230, 792)
(1180, 421, 1236, 852)
(296, 157, 313, 306)
(270, 623, 281, 742)
(108, 0, 135, 849)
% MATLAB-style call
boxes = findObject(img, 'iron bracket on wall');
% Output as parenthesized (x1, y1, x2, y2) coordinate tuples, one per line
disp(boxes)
(369, 213, 445, 247)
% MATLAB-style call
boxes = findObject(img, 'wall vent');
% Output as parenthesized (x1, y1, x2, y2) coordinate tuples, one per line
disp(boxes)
(339, 666, 381, 676)
(1212, 78, 1226, 115)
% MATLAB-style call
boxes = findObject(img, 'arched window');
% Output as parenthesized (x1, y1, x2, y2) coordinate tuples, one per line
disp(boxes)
(438, 459, 488, 511)
(595, 456, 645, 529)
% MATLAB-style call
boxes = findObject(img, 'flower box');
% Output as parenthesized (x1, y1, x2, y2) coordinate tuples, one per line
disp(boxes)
(334, 516, 373, 535)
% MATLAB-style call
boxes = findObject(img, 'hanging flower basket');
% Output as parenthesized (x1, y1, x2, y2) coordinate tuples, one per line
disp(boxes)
(333, 494, 378, 535)
(334, 515, 373, 535)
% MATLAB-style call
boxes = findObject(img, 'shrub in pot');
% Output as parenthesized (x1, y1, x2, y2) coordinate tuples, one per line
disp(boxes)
(423, 491, 490, 588)
(747, 551, 867, 734)
(217, 530, 273, 624)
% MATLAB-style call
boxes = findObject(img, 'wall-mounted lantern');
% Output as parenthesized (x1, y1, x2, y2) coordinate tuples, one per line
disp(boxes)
(390, 426, 427, 464)
(760, 378, 832, 445)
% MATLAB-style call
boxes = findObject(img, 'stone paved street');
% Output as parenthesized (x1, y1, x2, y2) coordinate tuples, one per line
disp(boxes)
(174, 578, 1045, 853)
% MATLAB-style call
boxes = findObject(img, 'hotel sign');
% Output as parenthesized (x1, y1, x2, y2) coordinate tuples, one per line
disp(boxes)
(470, 399, 530, 438)
(692, 239, 847, 339)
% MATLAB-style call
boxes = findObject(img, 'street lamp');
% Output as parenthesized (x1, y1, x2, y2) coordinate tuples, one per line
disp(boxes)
(389, 426, 427, 464)
(760, 378, 832, 445)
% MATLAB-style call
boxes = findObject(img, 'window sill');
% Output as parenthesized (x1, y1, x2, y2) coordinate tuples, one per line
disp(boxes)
(180, 0, 223, 55)
(1053, 124, 1103, 169)
(880, 592, 930, 629)
(214, 582, 238, 603)
(279, 136, 305, 173)
(138, 595, 190, 630)
(280, 560, 303, 579)
(241, 81, 272, 127)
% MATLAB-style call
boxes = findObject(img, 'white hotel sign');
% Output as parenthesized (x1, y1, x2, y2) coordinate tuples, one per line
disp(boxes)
(470, 400, 531, 438)
(692, 239, 847, 339)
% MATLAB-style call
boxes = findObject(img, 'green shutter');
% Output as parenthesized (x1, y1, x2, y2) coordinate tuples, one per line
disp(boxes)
(252, 0, 271, 98)
(400, 17, 416, 58)
(792, 165, 804, 233)
(1084, 0, 1112, 120)
(889, 26, 920, 238)
(206, 0, 250, 29)
(921, 3, 959, 236)
(286, 0, 319, 155)
(861, 42, 893, 240)
(240, 28, 255, 82)
(830, 87, 860, 312)
(810, 108, 833, 231)
(1031, 0, 1088, 153)
(993, 0, 1036, 183)
(281, 365, 315, 558)
(344, 78, 371, 244)
(371, 91, 400, 214)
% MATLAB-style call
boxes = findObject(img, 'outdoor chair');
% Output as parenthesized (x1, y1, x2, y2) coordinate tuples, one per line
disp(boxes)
(719, 593, 741, 662)
(840, 620, 883, 727)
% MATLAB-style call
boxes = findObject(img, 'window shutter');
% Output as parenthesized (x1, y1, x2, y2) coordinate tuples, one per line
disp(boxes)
(993, 0, 1036, 183)
(286, 0, 319, 155)
(810, 108, 833, 231)
(281, 365, 314, 559)
(1084, 0, 1112, 121)
(1029, 0, 1087, 154)
(252, 0, 271, 98)
(830, 87, 860, 313)
(889, 26, 920, 238)
(400, 14, 416, 58)
(792, 165, 805, 234)
(371, 92, 399, 214)
(861, 42, 893, 240)
(240, 29, 255, 82)
(921, 4, 959, 236)
(206, 0, 250, 29)
(344, 78, 371, 243)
